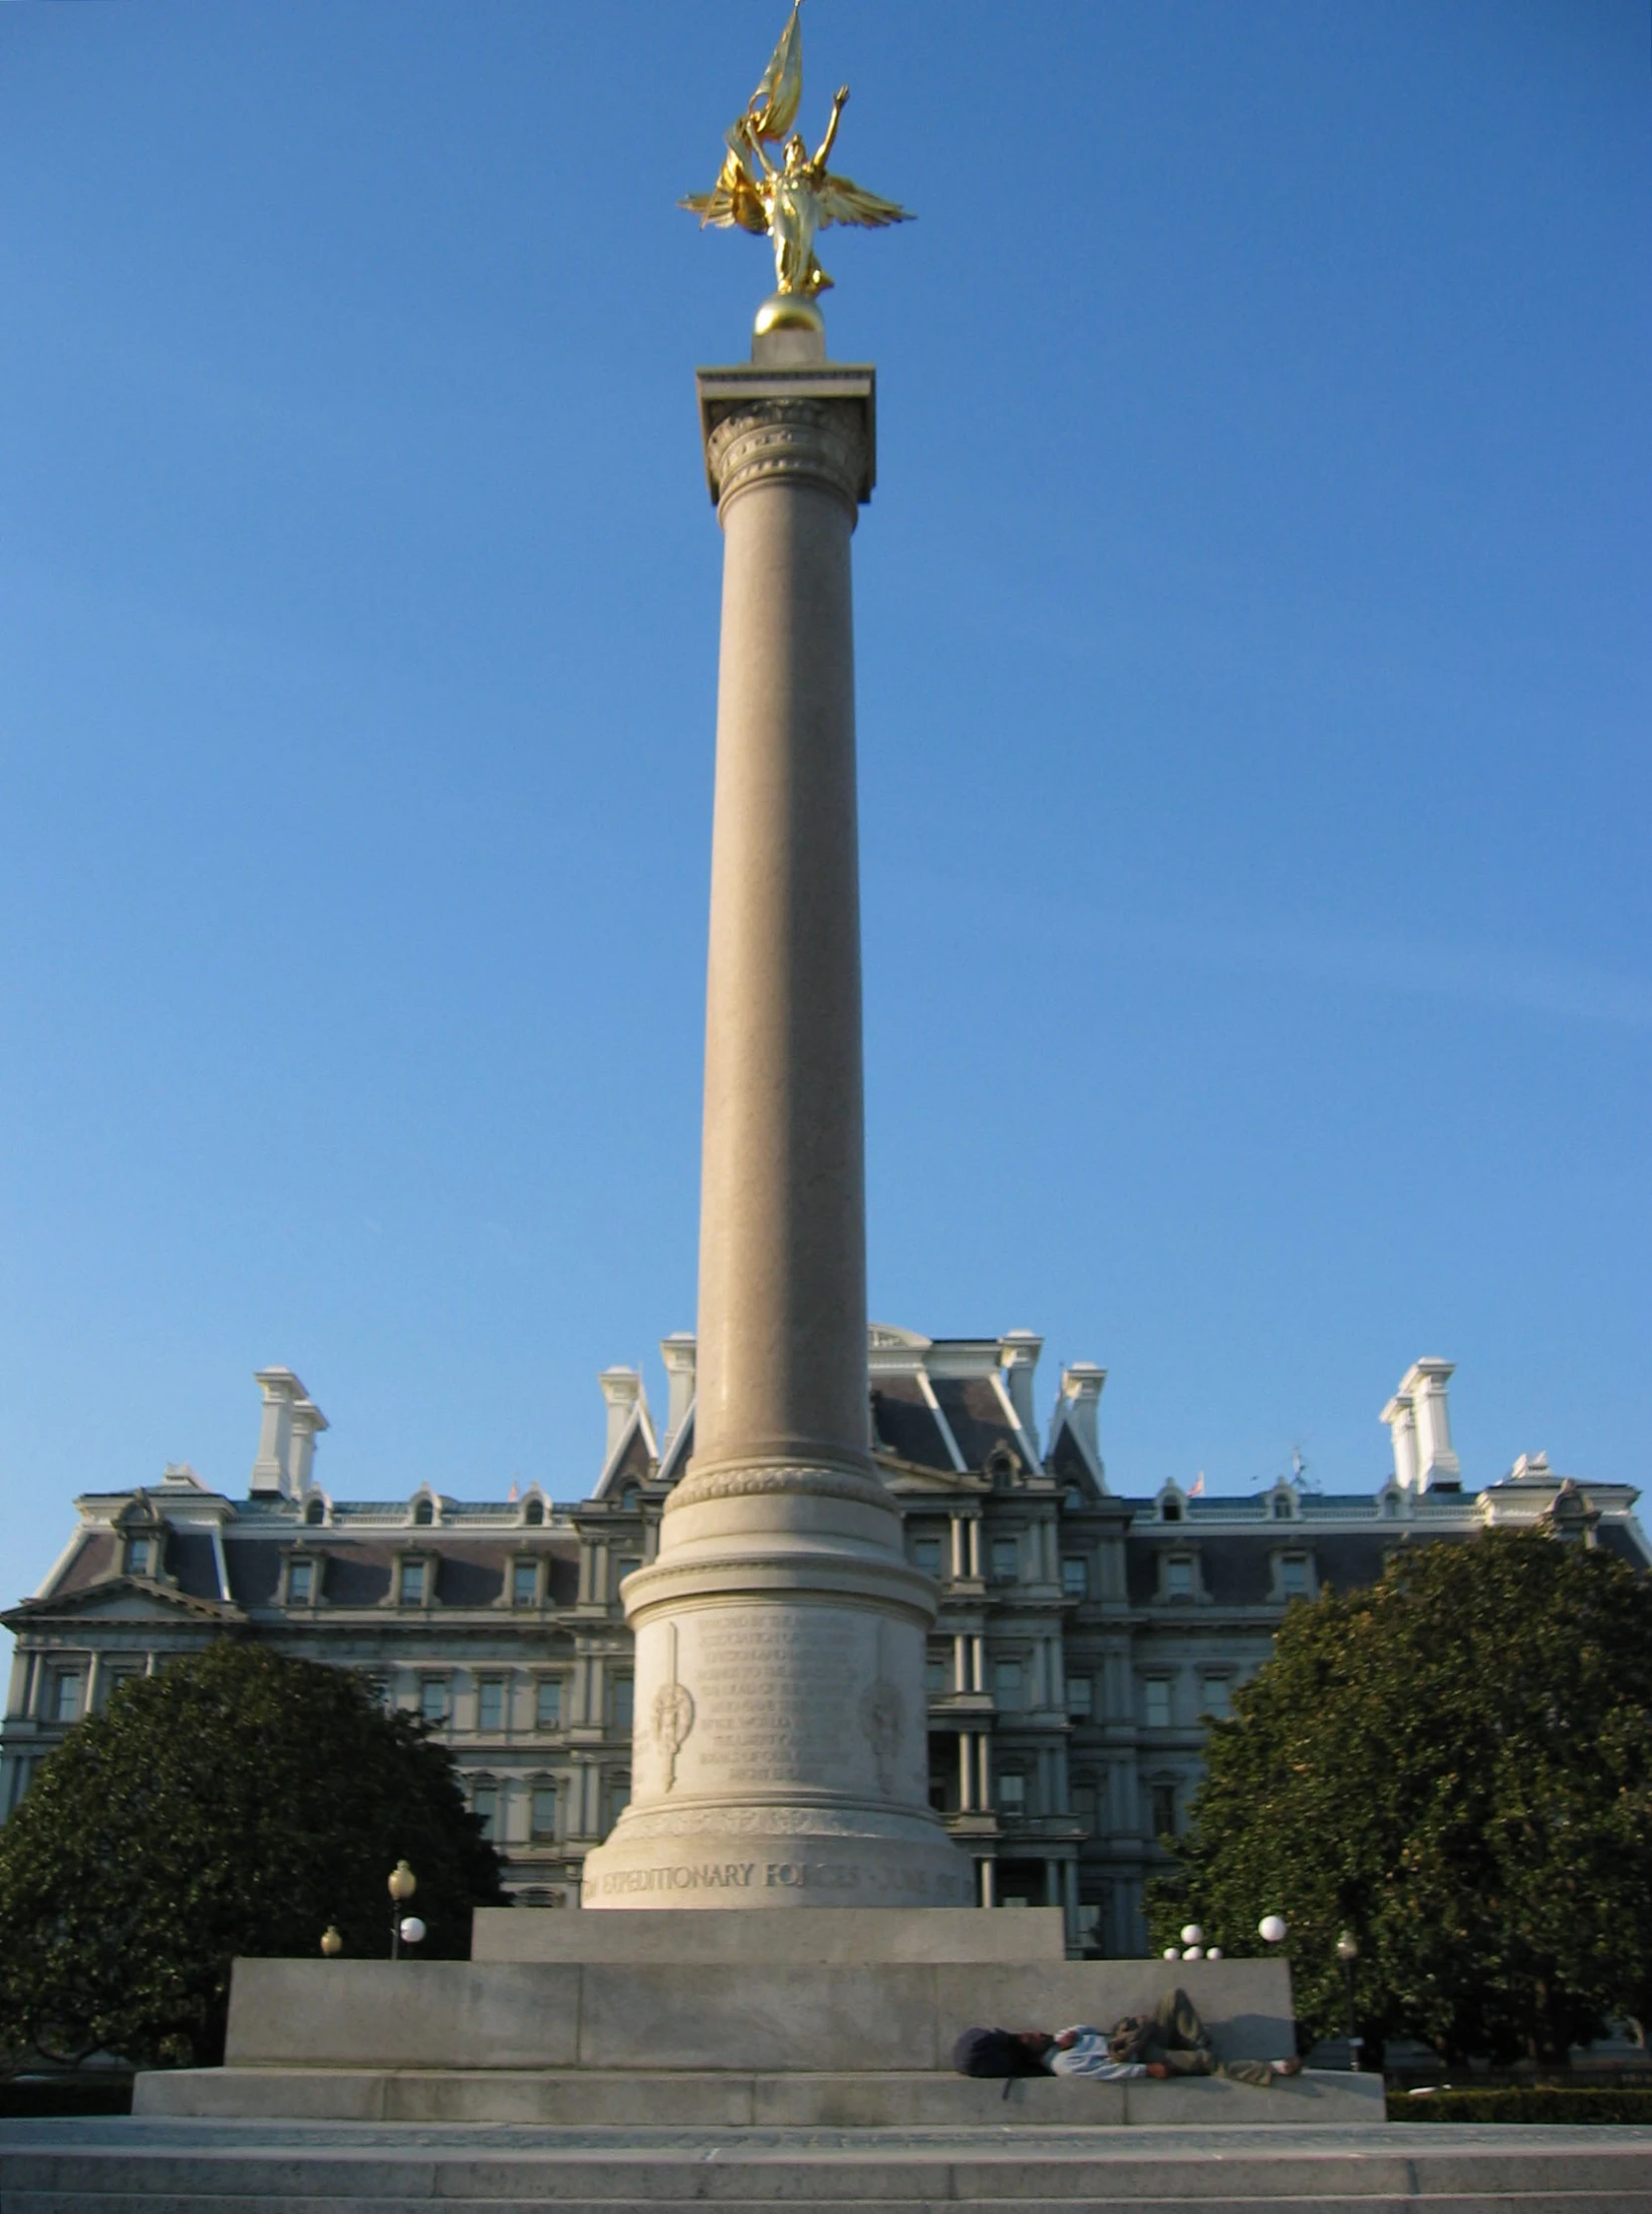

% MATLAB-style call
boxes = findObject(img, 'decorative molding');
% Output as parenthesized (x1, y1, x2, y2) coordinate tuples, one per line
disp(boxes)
(664, 1460, 891, 1517)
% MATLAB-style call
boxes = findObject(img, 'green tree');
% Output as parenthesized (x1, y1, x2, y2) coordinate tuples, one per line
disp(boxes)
(1148, 1530, 1652, 2066)
(0, 1641, 505, 2071)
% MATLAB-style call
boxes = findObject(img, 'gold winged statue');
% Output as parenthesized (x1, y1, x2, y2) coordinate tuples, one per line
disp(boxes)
(682, 2, 912, 312)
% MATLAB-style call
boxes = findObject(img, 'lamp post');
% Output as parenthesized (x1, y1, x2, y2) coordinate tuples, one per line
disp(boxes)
(388, 1859, 416, 1961)
(1336, 1930, 1362, 2072)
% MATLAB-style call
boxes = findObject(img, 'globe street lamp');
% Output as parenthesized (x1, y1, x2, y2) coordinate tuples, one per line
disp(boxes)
(388, 1860, 417, 1960)
(320, 1926, 343, 1957)
(1336, 1930, 1362, 2072)
(1258, 1913, 1287, 1945)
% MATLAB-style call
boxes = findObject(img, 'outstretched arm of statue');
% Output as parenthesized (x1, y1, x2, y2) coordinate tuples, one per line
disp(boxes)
(811, 85, 849, 173)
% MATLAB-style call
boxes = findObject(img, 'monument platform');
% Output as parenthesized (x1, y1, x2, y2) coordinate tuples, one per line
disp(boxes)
(5, 2117, 1650, 2212)
(130, 1917, 1383, 2131)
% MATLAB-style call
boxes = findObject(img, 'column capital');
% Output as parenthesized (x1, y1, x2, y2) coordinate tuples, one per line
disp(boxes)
(696, 364, 876, 516)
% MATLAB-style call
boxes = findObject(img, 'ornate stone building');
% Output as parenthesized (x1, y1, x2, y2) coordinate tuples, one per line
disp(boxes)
(4, 1333, 1645, 1955)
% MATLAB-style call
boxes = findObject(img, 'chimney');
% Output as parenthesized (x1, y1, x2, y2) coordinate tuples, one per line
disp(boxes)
(250, 1369, 308, 1499)
(598, 1368, 643, 1463)
(660, 1334, 696, 1453)
(999, 1331, 1043, 1454)
(288, 1399, 330, 1496)
(1058, 1363, 1108, 1481)
(1403, 1358, 1462, 1491)
(1380, 1389, 1420, 1492)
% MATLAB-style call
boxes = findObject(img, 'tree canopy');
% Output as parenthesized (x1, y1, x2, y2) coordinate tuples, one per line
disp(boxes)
(0, 1641, 505, 2070)
(1148, 1529, 1652, 2066)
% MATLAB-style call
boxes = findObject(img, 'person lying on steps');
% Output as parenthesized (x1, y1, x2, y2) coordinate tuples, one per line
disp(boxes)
(952, 1987, 1303, 2086)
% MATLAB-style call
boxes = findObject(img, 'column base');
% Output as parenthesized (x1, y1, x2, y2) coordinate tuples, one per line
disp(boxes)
(582, 1799, 974, 1909)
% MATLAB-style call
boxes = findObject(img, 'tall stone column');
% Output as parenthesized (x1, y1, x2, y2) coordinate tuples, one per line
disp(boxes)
(582, 327, 970, 1908)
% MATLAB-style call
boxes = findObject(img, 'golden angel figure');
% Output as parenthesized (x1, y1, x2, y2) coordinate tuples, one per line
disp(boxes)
(682, 2, 912, 302)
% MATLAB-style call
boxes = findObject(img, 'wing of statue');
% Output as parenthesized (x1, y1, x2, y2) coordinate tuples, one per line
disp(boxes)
(682, 145, 769, 235)
(813, 171, 914, 231)
(746, 1, 803, 142)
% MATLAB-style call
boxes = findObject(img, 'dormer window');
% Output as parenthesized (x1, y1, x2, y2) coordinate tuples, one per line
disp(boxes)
(125, 1535, 152, 1577)
(287, 1559, 315, 1605)
(523, 1498, 544, 1526)
(413, 1498, 434, 1526)
(1272, 1492, 1294, 1521)
(620, 1484, 641, 1511)
(399, 1558, 428, 1605)
(511, 1559, 539, 1607)
(1278, 1553, 1311, 1599)
(1161, 1500, 1182, 1523)
(1164, 1555, 1195, 1601)
(988, 1451, 1016, 1490)
(305, 1497, 326, 1526)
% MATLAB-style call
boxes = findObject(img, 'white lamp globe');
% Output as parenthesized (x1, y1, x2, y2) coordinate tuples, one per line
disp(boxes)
(1258, 1914, 1287, 1945)
(398, 1915, 427, 1946)
(1162, 1946, 1181, 1960)
(1182, 1944, 1205, 1961)
(1207, 1947, 1224, 1960)
(1180, 1924, 1204, 1946)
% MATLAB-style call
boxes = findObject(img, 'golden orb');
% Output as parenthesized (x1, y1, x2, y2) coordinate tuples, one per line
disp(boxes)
(388, 1858, 417, 1902)
(753, 291, 825, 339)
(320, 1926, 343, 1957)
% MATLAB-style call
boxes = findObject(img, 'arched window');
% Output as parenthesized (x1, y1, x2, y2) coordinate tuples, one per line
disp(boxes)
(523, 1498, 544, 1526)
(1161, 1499, 1181, 1523)
(413, 1498, 434, 1526)
(621, 1484, 641, 1511)
(305, 1497, 325, 1526)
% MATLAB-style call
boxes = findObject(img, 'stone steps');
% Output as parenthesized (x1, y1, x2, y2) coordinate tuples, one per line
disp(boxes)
(4, 2121, 1651, 2212)
(134, 2064, 1385, 2128)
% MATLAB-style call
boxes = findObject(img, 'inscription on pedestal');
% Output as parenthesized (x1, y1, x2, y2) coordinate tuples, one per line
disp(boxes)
(692, 1613, 852, 1782)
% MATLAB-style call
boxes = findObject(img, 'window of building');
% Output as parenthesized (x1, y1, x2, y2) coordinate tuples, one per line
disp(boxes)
(990, 1536, 1019, 1582)
(413, 1498, 434, 1526)
(287, 1559, 314, 1605)
(105, 1662, 142, 1705)
(1066, 1673, 1094, 1720)
(609, 1775, 632, 1821)
(535, 1678, 564, 1731)
(471, 1782, 499, 1838)
(1150, 1782, 1179, 1839)
(996, 1772, 1026, 1815)
(1063, 1484, 1083, 1511)
(1201, 1675, 1232, 1720)
(531, 1783, 560, 1839)
(1384, 1491, 1400, 1519)
(1272, 1493, 1293, 1521)
(419, 1677, 449, 1726)
(51, 1671, 83, 1724)
(125, 1535, 152, 1576)
(523, 1497, 544, 1526)
(477, 1678, 506, 1733)
(305, 1497, 326, 1526)
(399, 1558, 427, 1606)
(621, 1484, 641, 1510)
(512, 1560, 539, 1607)
(912, 1535, 943, 1577)
(1072, 1779, 1100, 1833)
(1143, 1678, 1172, 1729)
(617, 1556, 642, 1585)
(991, 1658, 1022, 1709)
(1061, 1555, 1089, 1600)
(613, 1678, 635, 1730)
(925, 1653, 949, 1697)
(1161, 1499, 1182, 1522)
(1164, 1556, 1194, 1600)
(1279, 1554, 1310, 1599)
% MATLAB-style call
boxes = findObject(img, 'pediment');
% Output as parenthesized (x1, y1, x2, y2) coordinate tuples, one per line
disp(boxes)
(875, 1451, 973, 1496)
(3, 1576, 241, 1629)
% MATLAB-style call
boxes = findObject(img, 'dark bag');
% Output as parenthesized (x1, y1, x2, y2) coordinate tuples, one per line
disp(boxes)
(952, 2028, 1046, 2077)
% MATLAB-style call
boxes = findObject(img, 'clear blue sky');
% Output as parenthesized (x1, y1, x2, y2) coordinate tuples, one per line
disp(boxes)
(1, 1, 1646, 1610)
